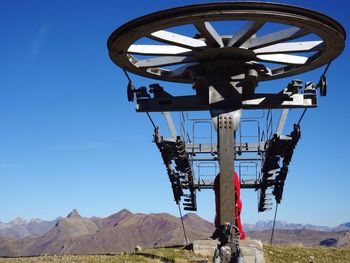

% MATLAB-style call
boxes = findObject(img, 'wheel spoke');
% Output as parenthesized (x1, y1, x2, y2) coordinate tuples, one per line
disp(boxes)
(128, 44, 192, 56)
(135, 56, 193, 68)
(168, 62, 199, 77)
(194, 21, 223, 47)
(228, 21, 265, 47)
(254, 41, 323, 54)
(150, 30, 206, 49)
(243, 26, 309, 49)
(257, 54, 308, 65)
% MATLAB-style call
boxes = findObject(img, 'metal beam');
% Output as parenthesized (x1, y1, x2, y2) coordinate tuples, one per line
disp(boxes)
(189, 156, 263, 162)
(135, 56, 193, 68)
(194, 21, 224, 47)
(128, 44, 192, 55)
(195, 179, 262, 189)
(136, 93, 317, 112)
(254, 40, 323, 54)
(276, 109, 289, 136)
(217, 113, 236, 225)
(150, 30, 206, 49)
(242, 26, 308, 49)
(137, 95, 207, 112)
(163, 112, 177, 138)
(186, 142, 266, 153)
(228, 20, 265, 47)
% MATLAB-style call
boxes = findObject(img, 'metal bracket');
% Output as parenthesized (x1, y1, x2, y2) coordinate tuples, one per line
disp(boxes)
(136, 81, 317, 112)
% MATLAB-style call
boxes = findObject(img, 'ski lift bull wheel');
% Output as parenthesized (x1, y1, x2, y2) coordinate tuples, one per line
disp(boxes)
(107, 2, 345, 84)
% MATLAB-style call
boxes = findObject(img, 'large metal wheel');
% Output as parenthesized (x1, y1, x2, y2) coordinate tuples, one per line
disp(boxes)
(108, 2, 345, 83)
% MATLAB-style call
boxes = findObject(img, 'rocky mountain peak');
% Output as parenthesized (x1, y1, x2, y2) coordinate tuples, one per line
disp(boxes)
(67, 209, 81, 218)
(183, 212, 199, 219)
(29, 218, 43, 223)
(11, 217, 27, 225)
(118, 209, 131, 214)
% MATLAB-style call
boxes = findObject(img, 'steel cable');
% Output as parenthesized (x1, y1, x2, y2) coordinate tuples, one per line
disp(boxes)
(178, 204, 189, 245)
(270, 203, 279, 245)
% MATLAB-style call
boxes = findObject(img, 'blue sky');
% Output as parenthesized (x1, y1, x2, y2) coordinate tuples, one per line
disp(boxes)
(0, 0, 349, 227)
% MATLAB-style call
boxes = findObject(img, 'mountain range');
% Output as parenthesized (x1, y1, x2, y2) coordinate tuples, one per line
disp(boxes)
(0, 217, 59, 240)
(0, 209, 214, 257)
(0, 209, 349, 257)
(243, 220, 350, 232)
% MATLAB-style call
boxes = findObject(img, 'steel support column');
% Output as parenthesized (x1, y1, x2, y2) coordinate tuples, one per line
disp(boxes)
(209, 81, 242, 261)
(217, 114, 235, 226)
(215, 111, 243, 262)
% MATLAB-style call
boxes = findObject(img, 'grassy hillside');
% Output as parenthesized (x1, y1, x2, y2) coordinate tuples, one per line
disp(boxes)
(0, 248, 208, 263)
(264, 245, 350, 263)
(0, 245, 350, 263)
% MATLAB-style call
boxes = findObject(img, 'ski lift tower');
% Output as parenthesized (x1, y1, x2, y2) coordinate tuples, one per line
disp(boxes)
(107, 2, 345, 262)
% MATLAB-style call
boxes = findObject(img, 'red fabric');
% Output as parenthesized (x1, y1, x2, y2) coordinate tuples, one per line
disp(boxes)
(214, 172, 246, 240)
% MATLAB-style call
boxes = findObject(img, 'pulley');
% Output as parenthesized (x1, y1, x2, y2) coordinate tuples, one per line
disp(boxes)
(127, 81, 135, 102)
(318, 76, 327, 97)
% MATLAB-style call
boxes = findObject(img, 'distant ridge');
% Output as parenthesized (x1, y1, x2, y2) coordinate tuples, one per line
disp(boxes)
(0, 209, 214, 257)
(244, 220, 350, 247)
(0, 217, 59, 240)
(0, 210, 349, 257)
(242, 220, 348, 232)
(91, 209, 131, 229)
(67, 209, 81, 218)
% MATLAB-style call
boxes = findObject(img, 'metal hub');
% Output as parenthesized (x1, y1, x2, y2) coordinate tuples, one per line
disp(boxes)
(193, 47, 256, 62)
(108, 2, 345, 83)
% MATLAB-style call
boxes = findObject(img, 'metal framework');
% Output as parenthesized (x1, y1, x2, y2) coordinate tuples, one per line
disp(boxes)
(107, 2, 345, 262)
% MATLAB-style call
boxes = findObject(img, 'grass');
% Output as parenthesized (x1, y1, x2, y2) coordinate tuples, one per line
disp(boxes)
(264, 245, 350, 263)
(1, 246, 350, 262)
(0, 254, 168, 263)
(0, 248, 209, 263)
(0, 255, 157, 263)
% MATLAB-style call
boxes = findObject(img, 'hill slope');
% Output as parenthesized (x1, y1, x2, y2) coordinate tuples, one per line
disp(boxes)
(0, 209, 214, 256)
(247, 229, 350, 247)
(0, 218, 58, 240)
(1, 210, 349, 257)
(1, 246, 350, 263)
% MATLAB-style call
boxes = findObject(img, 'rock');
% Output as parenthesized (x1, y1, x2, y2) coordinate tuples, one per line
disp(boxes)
(337, 231, 350, 247)
(135, 245, 142, 252)
(193, 239, 218, 257)
(193, 238, 265, 263)
(67, 209, 81, 218)
(240, 239, 265, 263)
